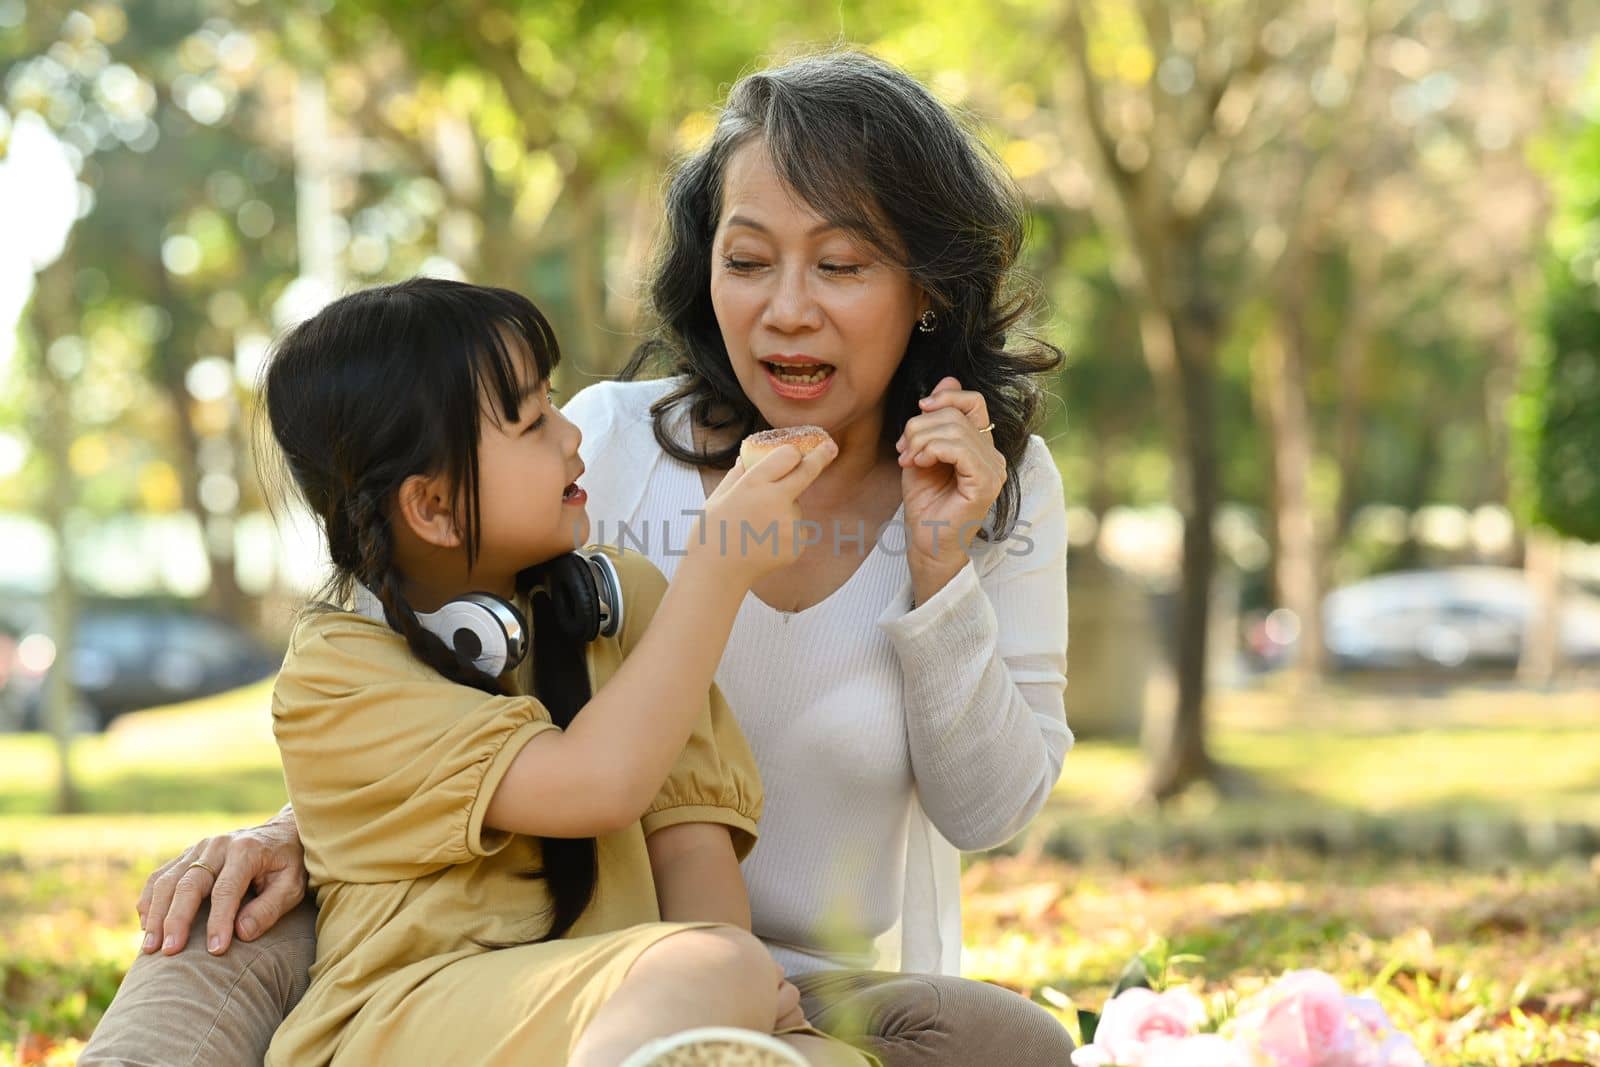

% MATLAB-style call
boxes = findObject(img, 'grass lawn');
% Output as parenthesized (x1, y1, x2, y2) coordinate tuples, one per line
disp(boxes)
(1, 681, 1597, 1064)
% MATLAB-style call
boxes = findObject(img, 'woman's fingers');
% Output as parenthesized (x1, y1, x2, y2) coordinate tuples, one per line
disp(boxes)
(137, 855, 181, 928)
(897, 424, 1001, 478)
(204, 835, 281, 953)
(916, 376, 991, 430)
(906, 435, 975, 474)
(896, 404, 997, 464)
(744, 444, 802, 480)
(897, 425, 958, 467)
(156, 838, 230, 954)
(894, 406, 967, 452)
(231, 864, 306, 944)
(141, 847, 197, 953)
(715, 457, 749, 489)
(773, 439, 838, 493)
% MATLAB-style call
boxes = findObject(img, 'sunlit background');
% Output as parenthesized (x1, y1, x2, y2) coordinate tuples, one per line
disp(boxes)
(3, 2, 1599, 1063)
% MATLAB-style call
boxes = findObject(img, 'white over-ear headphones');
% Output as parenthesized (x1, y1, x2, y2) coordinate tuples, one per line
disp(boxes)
(414, 593, 529, 677)
(354, 549, 625, 677)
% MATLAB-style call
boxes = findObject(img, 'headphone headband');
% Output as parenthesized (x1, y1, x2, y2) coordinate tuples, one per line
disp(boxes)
(352, 548, 625, 677)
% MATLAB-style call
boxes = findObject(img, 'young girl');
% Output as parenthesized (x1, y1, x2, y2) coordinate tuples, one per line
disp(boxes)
(258, 277, 861, 1066)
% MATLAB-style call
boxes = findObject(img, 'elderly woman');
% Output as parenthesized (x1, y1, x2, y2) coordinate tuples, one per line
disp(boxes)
(83, 51, 1073, 1066)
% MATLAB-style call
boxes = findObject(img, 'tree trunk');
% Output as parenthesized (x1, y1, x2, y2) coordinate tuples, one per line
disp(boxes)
(1251, 323, 1282, 612)
(152, 272, 248, 625)
(1261, 300, 1326, 682)
(1332, 245, 1377, 545)
(1518, 529, 1565, 686)
(1393, 418, 1441, 571)
(1147, 309, 1222, 800)
(32, 255, 82, 813)
(1087, 430, 1115, 521)
(1481, 312, 1526, 527)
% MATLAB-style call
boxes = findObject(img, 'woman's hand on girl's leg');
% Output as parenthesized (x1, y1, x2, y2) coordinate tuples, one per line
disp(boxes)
(137, 810, 307, 956)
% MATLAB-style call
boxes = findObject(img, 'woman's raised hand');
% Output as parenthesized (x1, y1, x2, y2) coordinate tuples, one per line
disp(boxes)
(896, 376, 1008, 583)
(697, 439, 838, 582)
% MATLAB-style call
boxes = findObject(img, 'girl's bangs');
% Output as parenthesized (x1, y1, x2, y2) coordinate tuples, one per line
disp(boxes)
(460, 291, 562, 425)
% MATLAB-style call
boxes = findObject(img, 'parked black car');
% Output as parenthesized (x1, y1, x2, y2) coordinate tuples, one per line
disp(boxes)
(0, 600, 282, 732)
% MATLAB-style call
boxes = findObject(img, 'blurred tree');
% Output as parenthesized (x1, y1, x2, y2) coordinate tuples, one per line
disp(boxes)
(73, 19, 299, 623)
(1520, 103, 1600, 544)
(3, 2, 307, 624)
(2, 4, 111, 810)
(7, 1, 1599, 791)
(1514, 83, 1600, 682)
(26, 253, 83, 812)
(284, 2, 816, 380)
(976, 0, 1597, 797)
(1050, 0, 1320, 798)
(1238, 1, 1581, 666)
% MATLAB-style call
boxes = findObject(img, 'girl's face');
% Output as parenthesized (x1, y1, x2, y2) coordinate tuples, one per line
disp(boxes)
(470, 371, 589, 585)
(709, 141, 924, 440)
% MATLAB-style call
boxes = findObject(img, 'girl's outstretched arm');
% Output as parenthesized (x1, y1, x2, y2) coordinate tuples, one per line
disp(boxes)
(482, 548, 747, 838)
(484, 439, 836, 840)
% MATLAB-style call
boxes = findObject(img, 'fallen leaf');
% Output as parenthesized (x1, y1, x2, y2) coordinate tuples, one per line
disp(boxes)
(19, 1032, 58, 1066)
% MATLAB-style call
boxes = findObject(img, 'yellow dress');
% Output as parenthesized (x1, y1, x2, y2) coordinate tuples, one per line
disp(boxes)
(265, 546, 763, 1066)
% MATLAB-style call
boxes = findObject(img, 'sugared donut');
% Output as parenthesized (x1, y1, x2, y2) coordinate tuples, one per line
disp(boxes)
(739, 425, 834, 468)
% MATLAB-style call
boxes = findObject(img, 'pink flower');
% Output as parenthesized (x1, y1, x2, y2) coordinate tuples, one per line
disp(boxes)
(1235, 971, 1359, 1067)
(1344, 997, 1429, 1067)
(1075, 970, 1429, 1067)
(1071, 987, 1209, 1067)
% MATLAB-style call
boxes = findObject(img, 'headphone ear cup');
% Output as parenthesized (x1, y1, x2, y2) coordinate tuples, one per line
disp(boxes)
(521, 551, 625, 645)
(584, 550, 624, 638)
(415, 594, 527, 677)
(550, 554, 602, 643)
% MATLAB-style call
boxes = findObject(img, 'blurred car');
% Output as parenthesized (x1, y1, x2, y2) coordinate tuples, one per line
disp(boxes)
(0, 600, 282, 733)
(1246, 567, 1600, 675)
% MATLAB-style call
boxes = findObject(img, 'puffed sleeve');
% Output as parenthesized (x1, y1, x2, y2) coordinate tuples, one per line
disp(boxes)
(640, 681, 763, 860)
(595, 546, 764, 860)
(272, 613, 561, 885)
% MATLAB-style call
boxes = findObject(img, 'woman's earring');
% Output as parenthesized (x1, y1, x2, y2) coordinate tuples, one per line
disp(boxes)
(917, 310, 937, 334)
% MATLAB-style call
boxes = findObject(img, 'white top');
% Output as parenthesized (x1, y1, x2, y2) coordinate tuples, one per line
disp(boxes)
(562, 377, 1071, 976)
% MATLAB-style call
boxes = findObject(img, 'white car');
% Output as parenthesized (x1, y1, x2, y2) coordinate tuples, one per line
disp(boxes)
(1323, 567, 1600, 672)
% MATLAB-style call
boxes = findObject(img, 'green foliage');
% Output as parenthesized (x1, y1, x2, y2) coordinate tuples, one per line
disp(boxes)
(6, 0, 1591, 546)
(1517, 256, 1600, 541)
(1517, 93, 1600, 542)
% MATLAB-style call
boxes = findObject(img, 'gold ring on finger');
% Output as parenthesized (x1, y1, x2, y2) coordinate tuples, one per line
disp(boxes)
(978, 422, 995, 434)
(187, 860, 220, 879)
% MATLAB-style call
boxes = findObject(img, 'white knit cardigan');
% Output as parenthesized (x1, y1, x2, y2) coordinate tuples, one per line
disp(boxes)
(561, 377, 1071, 976)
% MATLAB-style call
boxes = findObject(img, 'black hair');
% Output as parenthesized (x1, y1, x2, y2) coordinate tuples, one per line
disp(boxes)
(621, 49, 1063, 539)
(260, 276, 596, 942)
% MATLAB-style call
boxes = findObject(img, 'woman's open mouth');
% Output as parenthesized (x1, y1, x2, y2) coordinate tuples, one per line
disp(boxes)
(562, 482, 587, 506)
(761, 359, 837, 399)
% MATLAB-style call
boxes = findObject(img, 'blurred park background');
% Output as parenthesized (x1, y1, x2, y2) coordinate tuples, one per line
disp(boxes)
(3, 1, 1600, 1063)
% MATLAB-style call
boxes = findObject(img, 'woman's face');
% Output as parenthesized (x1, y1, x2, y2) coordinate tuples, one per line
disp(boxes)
(709, 141, 924, 440)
